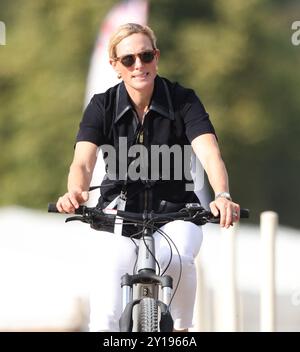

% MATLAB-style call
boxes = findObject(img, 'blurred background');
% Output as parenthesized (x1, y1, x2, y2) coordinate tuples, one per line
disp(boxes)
(0, 0, 300, 331)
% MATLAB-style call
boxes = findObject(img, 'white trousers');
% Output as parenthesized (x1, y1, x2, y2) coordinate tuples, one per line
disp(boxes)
(87, 220, 203, 331)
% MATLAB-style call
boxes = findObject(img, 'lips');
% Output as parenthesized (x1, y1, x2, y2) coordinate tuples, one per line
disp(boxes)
(132, 72, 149, 79)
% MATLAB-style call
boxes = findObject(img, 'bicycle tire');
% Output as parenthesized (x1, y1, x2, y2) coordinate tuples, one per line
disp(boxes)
(138, 297, 159, 332)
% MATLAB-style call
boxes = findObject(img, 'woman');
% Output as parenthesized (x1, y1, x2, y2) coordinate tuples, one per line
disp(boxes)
(56, 23, 240, 332)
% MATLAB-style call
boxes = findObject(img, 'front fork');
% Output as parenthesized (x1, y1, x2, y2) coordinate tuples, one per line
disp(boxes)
(121, 275, 173, 311)
(120, 272, 174, 332)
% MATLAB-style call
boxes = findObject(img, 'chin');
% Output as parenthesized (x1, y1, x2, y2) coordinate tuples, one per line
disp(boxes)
(131, 76, 155, 90)
(133, 81, 152, 90)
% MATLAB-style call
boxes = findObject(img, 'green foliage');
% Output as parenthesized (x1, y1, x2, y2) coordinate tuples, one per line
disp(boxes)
(1, 0, 299, 228)
(0, 0, 114, 207)
(151, 0, 300, 227)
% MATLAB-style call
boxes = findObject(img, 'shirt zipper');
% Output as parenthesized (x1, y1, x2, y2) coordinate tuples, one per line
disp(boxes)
(139, 130, 144, 144)
(140, 111, 148, 211)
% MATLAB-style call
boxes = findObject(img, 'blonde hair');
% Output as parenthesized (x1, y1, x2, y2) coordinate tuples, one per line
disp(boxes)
(108, 23, 157, 59)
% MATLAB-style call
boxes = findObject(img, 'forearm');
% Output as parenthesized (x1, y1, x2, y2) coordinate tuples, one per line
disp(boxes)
(191, 134, 239, 228)
(192, 134, 229, 196)
(57, 141, 97, 213)
(67, 162, 93, 193)
(204, 155, 230, 196)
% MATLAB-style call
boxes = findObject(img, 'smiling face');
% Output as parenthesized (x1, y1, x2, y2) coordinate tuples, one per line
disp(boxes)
(110, 33, 160, 95)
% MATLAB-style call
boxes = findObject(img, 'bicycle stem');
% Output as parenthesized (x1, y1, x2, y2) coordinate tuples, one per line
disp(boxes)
(136, 228, 156, 273)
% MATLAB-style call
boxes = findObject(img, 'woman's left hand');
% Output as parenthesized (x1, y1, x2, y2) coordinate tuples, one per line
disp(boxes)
(209, 198, 240, 228)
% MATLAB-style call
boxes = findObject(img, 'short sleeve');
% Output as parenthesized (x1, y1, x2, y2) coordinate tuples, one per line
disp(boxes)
(76, 95, 105, 146)
(181, 90, 216, 142)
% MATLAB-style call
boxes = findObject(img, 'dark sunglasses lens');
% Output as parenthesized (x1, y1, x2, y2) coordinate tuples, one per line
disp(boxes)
(121, 55, 135, 67)
(120, 51, 155, 67)
(140, 51, 155, 63)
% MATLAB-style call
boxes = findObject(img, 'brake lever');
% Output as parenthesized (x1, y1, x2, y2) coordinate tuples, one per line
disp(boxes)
(184, 210, 207, 225)
(186, 207, 221, 225)
(65, 216, 91, 223)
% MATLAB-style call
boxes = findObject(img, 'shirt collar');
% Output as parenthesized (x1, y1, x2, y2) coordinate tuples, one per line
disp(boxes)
(114, 75, 174, 124)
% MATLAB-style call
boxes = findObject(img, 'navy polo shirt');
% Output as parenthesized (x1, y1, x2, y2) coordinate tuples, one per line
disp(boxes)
(76, 75, 215, 216)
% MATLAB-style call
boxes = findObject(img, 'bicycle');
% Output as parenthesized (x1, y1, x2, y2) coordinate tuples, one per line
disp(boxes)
(48, 202, 249, 332)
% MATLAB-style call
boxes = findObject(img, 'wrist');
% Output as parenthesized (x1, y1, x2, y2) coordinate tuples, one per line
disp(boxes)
(215, 191, 232, 201)
(68, 187, 84, 195)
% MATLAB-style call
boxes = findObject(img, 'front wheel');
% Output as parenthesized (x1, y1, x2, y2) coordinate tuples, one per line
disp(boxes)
(138, 297, 159, 332)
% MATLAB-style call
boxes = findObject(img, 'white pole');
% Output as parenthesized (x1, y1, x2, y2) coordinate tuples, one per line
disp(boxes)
(260, 211, 277, 332)
(0, 21, 6, 45)
(192, 253, 207, 332)
(215, 223, 239, 331)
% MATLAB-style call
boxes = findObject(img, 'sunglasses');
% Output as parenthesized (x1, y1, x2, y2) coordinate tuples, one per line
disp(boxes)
(115, 50, 156, 67)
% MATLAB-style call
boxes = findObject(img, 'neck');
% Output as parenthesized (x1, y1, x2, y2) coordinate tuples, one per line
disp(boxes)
(125, 83, 154, 113)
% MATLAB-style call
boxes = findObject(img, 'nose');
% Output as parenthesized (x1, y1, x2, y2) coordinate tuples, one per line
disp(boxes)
(133, 55, 144, 68)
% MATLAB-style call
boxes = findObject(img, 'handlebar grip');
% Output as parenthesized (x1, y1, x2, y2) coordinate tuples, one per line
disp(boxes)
(48, 203, 59, 213)
(47, 203, 86, 215)
(240, 208, 250, 218)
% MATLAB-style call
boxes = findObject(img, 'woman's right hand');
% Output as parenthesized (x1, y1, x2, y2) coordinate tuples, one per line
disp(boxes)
(56, 190, 89, 213)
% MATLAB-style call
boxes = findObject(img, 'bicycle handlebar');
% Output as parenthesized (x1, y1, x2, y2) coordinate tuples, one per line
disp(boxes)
(48, 202, 249, 226)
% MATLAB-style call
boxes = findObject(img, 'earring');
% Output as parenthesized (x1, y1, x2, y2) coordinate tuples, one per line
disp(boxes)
(117, 73, 121, 79)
